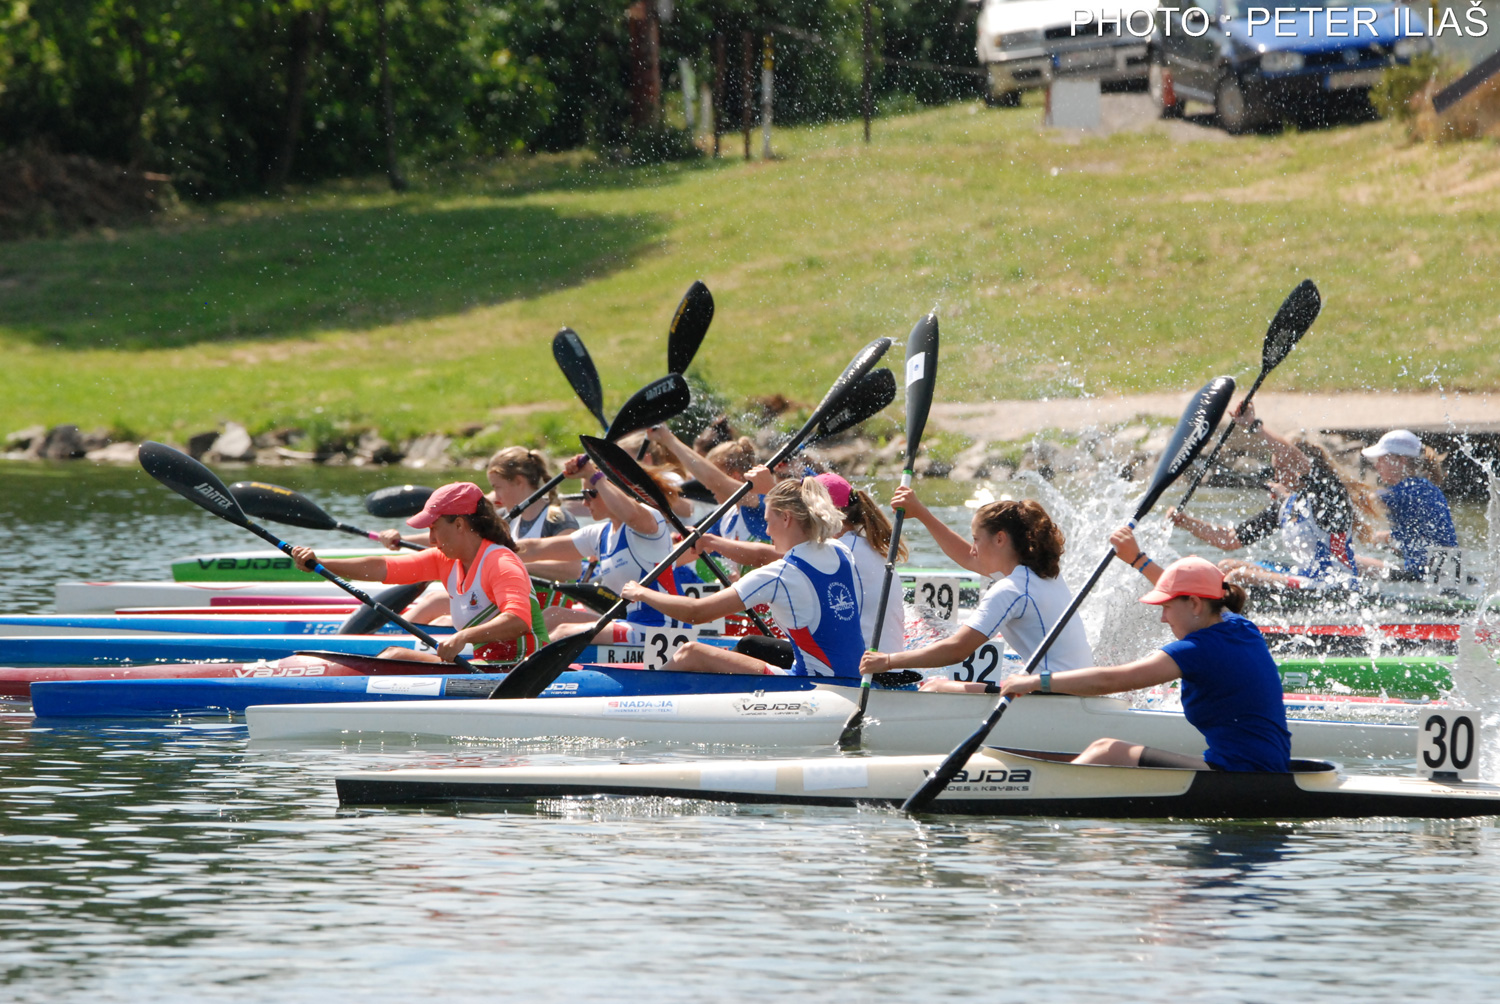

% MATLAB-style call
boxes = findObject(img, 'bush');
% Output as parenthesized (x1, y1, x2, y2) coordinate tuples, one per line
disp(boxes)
(1370, 53, 1451, 121)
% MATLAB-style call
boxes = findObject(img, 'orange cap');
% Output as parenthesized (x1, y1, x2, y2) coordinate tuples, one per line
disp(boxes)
(1139, 556, 1224, 604)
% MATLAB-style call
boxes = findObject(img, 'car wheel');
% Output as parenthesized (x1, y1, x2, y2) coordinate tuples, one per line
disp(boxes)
(1149, 63, 1184, 119)
(1215, 74, 1256, 134)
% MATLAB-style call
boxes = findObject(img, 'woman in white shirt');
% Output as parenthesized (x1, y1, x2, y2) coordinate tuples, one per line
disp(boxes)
(858, 488, 1093, 692)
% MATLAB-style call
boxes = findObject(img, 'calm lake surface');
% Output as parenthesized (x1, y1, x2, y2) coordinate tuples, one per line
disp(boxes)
(4, 461, 1500, 1002)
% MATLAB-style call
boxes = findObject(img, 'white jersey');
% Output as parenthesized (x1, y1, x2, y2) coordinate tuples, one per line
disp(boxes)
(839, 530, 904, 653)
(733, 539, 863, 640)
(961, 564, 1093, 673)
(570, 512, 672, 619)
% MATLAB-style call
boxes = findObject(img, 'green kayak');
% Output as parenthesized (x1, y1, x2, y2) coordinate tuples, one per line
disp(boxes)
(1276, 656, 1458, 700)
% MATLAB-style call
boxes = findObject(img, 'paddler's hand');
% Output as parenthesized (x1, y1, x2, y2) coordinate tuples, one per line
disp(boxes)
(562, 454, 593, 479)
(620, 580, 648, 603)
(860, 651, 891, 676)
(1110, 525, 1141, 566)
(291, 545, 318, 573)
(1000, 673, 1041, 698)
(743, 465, 775, 496)
(436, 630, 467, 663)
(890, 485, 929, 520)
(1233, 398, 1258, 428)
(377, 528, 406, 551)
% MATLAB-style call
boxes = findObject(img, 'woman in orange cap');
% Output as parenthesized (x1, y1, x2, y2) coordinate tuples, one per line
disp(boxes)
(1000, 527, 1290, 772)
(291, 482, 546, 665)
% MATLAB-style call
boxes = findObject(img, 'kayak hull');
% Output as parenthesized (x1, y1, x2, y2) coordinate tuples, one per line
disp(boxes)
(56, 580, 387, 614)
(245, 687, 1417, 760)
(0, 613, 413, 638)
(335, 749, 1500, 820)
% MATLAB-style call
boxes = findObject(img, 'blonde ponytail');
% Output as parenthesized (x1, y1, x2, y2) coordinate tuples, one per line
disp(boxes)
(766, 476, 844, 544)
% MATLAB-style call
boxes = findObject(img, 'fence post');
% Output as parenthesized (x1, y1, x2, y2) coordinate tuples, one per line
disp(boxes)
(741, 29, 753, 159)
(862, 0, 873, 142)
(713, 32, 725, 158)
(760, 34, 774, 159)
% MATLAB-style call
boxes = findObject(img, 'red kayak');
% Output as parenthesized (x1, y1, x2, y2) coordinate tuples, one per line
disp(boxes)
(0, 652, 449, 698)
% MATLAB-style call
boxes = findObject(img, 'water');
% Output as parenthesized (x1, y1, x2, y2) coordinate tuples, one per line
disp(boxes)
(5, 461, 1500, 1001)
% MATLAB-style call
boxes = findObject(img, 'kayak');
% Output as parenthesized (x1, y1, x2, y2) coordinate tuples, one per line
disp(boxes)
(28, 663, 824, 717)
(1261, 621, 1462, 657)
(171, 547, 386, 582)
(56, 580, 388, 613)
(244, 686, 1416, 760)
(0, 612, 411, 638)
(1273, 656, 1455, 700)
(0, 631, 437, 668)
(333, 748, 1500, 819)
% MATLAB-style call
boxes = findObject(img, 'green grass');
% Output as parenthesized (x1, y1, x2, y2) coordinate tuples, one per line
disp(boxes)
(3, 98, 1499, 449)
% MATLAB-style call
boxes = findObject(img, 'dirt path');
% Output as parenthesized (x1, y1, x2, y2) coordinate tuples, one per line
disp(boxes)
(929, 391, 1500, 442)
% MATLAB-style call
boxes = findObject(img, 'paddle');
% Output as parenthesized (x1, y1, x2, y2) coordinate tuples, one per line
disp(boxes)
(337, 582, 431, 634)
(489, 336, 894, 700)
(635, 281, 716, 460)
(1171, 280, 1320, 513)
(579, 435, 774, 637)
(810, 367, 896, 442)
(230, 481, 425, 551)
(553, 327, 609, 433)
(365, 484, 433, 519)
(505, 372, 693, 522)
(839, 313, 940, 750)
(901, 375, 1236, 813)
(529, 576, 621, 615)
(138, 442, 477, 672)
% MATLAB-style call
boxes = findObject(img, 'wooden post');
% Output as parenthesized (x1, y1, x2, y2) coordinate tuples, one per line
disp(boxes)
(760, 34, 773, 159)
(712, 32, 725, 158)
(741, 29, 753, 160)
(627, 1, 662, 128)
(376, 0, 406, 192)
(861, 0, 873, 143)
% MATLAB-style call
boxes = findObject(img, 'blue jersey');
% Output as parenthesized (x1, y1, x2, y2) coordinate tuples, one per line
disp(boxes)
(1161, 612, 1291, 772)
(1380, 477, 1457, 576)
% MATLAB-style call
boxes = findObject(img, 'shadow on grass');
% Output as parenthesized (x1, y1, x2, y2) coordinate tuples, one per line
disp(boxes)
(0, 201, 666, 350)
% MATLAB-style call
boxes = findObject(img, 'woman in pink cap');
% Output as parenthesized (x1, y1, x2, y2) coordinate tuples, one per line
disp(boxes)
(290, 482, 547, 665)
(1000, 528, 1291, 773)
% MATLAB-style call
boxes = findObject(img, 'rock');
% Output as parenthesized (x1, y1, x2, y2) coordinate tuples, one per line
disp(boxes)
(85, 441, 140, 464)
(39, 424, 85, 460)
(79, 428, 112, 452)
(6, 425, 46, 453)
(356, 429, 402, 465)
(253, 448, 285, 465)
(321, 451, 349, 466)
(948, 441, 995, 482)
(401, 433, 452, 469)
(186, 431, 218, 459)
(210, 422, 255, 462)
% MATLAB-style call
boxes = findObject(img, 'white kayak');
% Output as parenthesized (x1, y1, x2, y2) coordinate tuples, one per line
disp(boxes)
(55, 580, 388, 613)
(245, 686, 1415, 760)
(334, 749, 1500, 819)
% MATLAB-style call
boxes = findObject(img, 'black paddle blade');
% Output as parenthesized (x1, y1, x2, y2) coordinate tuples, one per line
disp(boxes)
(553, 327, 608, 431)
(604, 372, 692, 442)
(365, 484, 433, 519)
(816, 368, 896, 440)
(229, 481, 337, 532)
(1135, 376, 1236, 520)
(668, 281, 714, 376)
(580, 435, 675, 519)
(901, 313, 940, 469)
(1262, 280, 1320, 372)
(765, 336, 892, 469)
(337, 582, 429, 635)
(488, 629, 597, 699)
(139, 442, 250, 528)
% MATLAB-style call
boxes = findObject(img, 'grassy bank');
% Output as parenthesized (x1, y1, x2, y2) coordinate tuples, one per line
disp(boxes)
(3, 98, 1498, 451)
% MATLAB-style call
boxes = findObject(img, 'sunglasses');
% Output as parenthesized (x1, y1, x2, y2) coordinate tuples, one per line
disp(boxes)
(581, 488, 600, 500)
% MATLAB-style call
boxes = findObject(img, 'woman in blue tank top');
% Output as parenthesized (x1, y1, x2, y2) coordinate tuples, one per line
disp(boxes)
(1000, 527, 1291, 772)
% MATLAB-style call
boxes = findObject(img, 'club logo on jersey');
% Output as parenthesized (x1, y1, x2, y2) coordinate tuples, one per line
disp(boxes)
(826, 581, 857, 622)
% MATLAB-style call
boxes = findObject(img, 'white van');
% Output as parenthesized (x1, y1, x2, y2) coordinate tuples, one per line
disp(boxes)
(975, 0, 1159, 104)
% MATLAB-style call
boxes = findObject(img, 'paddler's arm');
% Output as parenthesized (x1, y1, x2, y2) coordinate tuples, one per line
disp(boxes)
(620, 580, 746, 624)
(893, 485, 984, 575)
(859, 625, 988, 675)
(1167, 509, 1244, 551)
(439, 612, 526, 663)
(290, 546, 388, 581)
(515, 534, 585, 562)
(1109, 526, 1164, 585)
(1000, 651, 1181, 698)
(647, 425, 743, 502)
(696, 533, 781, 568)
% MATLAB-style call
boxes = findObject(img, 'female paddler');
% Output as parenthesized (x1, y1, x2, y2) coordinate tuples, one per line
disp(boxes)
(1000, 527, 1291, 772)
(857, 489, 1093, 692)
(290, 482, 546, 665)
(620, 475, 867, 679)
(514, 453, 678, 642)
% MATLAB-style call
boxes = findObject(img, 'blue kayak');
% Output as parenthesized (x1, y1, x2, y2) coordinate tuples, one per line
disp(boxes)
(0, 613, 430, 638)
(29, 663, 819, 718)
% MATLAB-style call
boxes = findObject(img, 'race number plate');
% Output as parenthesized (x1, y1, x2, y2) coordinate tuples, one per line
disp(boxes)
(644, 625, 699, 672)
(911, 575, 960, 623)
(679, 581, 725, 635)
(949, 641, 1006, 683)
(1418, 709, 1481, 780)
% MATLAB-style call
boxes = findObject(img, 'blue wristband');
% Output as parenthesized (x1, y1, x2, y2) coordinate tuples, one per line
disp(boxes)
(1039, 668, 1051, 693)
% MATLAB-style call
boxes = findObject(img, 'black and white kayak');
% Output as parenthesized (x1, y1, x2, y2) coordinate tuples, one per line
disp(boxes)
(335, 748, 1500, 819)
(247, 686, 1416, 760)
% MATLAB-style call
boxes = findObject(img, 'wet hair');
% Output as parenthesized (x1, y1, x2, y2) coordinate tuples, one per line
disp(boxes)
(1203, 582, 1247, 615)
(765, 477, 844, 544)
(972, 499, 1064, 579)
(842, 489, 908, 562)
(694, 416, 736, 455)
(1295, 439, 1380, 544)
(444, 496, 518, 550)
(487, 446, 559, 506)
(706, 436, 758, 477)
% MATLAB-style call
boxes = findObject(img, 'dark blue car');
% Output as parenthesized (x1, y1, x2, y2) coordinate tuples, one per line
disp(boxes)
(1149, 0, 1427, 131)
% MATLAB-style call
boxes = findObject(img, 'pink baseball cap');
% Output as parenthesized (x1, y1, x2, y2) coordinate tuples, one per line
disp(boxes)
(814, 472, 853, 508)
(406, 481, 484, 528)
(1139, 556, 1225, 605)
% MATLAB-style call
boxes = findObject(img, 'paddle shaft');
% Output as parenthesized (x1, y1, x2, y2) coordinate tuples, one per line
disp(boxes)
(1172, 367, 1268, 513)
(246, 522, 476, 671)
(657, 506, 773, 636)
(837, 474, 909, 749)
(332, 520, 425, 551)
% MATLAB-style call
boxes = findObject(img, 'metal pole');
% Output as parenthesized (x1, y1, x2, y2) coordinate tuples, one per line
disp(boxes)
(760, 34, 774, 159)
